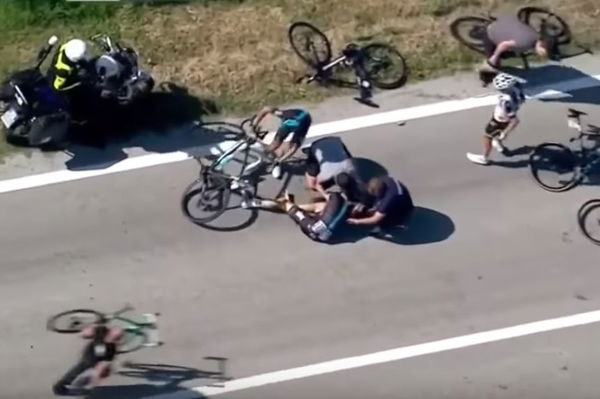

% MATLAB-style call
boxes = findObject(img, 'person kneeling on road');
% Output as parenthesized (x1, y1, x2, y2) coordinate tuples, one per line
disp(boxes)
(304, 136, 359, 199)
(467, 73, 526, 165)
(252, 106, 312, 178)
(53, 324, 123, 395)
(277, 190, 350, 243)
(347, 176, 414, 235)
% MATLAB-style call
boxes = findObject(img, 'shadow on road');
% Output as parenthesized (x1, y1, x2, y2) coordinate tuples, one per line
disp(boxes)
(88, 360, 230, 399)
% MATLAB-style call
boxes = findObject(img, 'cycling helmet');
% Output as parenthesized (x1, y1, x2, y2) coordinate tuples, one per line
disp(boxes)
(64, 39, 88, 63)
(492, 73, 518, 92)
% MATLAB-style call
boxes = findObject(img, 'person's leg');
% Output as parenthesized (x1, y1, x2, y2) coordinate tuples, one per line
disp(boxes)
(467, 119, 502, 165)
(90, 362, 111, 388)
(53, 357, 93, 394)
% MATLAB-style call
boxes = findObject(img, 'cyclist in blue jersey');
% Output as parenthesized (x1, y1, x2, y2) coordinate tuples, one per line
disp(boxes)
(253, 106, 312, 177)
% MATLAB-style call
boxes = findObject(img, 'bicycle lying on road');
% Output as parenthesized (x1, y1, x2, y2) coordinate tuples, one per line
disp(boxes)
(47, 304, 162, 354)
(181, 117, 281, 227)
(450, 6, 570, 68)
(288, 21, 408, 95)
(578, 198, 600, 245)
(529, 108, 600, 192)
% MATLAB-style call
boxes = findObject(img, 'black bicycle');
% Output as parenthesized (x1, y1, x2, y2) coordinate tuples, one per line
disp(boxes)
(529, 109, 600, 192)
(578, 198, 600, 245)
(288, 21, 408, 91)
(181, 117, 277, 227)
(47, 305, 162, 354)
(450, 6, 570, 67)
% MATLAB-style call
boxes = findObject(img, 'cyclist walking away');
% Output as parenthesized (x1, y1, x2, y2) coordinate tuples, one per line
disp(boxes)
(467, 73, 526, 165)
(53, 324, 123, 395)
(479, 13, 550, 74)
(347, 176, 414, 235)
(252, 106, 312, 178)
(276, 190, 351, 243)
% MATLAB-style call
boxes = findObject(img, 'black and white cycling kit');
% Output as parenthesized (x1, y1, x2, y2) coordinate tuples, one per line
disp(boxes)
(485, 89, 525, 137)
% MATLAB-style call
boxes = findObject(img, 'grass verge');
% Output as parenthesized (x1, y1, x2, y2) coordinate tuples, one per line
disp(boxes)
(0, 0, 599, 156)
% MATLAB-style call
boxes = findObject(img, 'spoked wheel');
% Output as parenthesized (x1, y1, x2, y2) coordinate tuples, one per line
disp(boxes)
(578, 199, 600, 245)
(110, 317, 148, 354)
(181, 174, 232, 226)
(362, 43, 408, 90)
(518, 7, 571, 44)
(288, 21, 332, 68)
(47, 309, 104, 333)
(529, 143, 580, 192)
(450, 16, 490, 54)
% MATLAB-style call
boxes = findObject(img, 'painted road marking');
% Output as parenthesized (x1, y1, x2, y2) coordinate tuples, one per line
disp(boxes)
(145, 309, 600, 398)
(1, 73, 599, 195)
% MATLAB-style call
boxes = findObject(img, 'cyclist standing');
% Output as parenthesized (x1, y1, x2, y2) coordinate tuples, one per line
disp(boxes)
(53, 324, 123, 395)
(252, 106, 312, 178)
(467, 73, 526, 165)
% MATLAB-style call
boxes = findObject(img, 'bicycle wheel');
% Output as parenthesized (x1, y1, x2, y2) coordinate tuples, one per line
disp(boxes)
(529, 143, 580, 192)
(110, 317, 148, 354)
(518, 7, 571, 44)
(450, 16, 490, 54)
(47, 309, 103, 333)
(578, 199, 600, 245)
(288, 21, 332, 68)
(362, 43, 407, 90)
(181, 174, 232, 225)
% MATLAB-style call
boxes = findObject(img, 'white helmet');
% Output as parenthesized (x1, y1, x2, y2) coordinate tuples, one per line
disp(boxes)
(492, 73, 517, 92)
(64, 39, 88, 63)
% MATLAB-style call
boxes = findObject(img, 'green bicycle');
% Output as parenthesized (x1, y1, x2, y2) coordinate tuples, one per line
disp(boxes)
(47, 304, 162, 354)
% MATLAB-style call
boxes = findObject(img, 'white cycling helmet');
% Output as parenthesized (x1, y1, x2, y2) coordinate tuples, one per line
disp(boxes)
(492, 73, 518, 92)
(64, 39, 88, 63)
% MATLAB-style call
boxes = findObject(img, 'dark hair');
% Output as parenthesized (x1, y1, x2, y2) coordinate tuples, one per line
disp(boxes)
(335, 172, 355, 191)
(367, 177, 386, 197)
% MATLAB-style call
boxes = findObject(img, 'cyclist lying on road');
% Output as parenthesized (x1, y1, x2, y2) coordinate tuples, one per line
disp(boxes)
(252, 106, 312, 178)
(467, 73, 526, 165)
(53, 324, 123, 395)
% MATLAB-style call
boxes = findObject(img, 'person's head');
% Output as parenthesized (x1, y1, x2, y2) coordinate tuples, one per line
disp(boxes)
(367, 177, 386, 198)
(492, 73, 520, 94)
(64, 39, 88, 63)
(335, 172, 356, 195)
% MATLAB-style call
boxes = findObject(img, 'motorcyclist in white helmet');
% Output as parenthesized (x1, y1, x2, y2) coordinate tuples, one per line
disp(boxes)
(47, 39, 90, 92)
(467, 73, 526, 165)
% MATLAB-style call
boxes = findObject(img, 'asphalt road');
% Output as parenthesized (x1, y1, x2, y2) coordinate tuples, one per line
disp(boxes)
(1, 60, 600, 399)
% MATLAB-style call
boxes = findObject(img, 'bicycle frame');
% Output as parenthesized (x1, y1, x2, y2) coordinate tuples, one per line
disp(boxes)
(567, 113, 600, 173)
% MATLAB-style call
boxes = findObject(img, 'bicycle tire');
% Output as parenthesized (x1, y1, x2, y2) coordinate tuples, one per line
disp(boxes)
(47, 309, 104, 333)
(578, 199, 600, 245)
(288, 21, 332, 68)
(517, 7, 571, 44)
(181, 175, 232, 226)
(450, 16, 490, 54)
(362, 43, 408, 90)
(111, 317, 148, 354)
(529, 143, 579, 192)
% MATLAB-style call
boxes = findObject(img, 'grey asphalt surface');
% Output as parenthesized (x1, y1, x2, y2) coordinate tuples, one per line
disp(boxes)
(1, 57, 600, 399)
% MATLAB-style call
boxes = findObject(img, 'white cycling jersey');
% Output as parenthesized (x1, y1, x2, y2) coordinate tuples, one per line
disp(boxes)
(493, 89, 525, 123)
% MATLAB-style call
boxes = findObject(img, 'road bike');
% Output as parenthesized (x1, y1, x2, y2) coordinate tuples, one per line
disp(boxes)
(288, 21, 407, 93)
(529, 109, 600, 192)
(578, 198, 600, 245)
(47, 304, 162, 354)
(450, 7, 570, 68)
(181, 117, 278, 226)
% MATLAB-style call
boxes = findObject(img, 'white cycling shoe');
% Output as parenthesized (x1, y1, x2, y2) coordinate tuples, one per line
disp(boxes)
(466, 153, 490, 165)
(271, 164, 282, 179)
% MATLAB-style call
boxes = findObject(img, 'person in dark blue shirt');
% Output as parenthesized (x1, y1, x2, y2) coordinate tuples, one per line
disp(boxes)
(347, 176, 414, 231)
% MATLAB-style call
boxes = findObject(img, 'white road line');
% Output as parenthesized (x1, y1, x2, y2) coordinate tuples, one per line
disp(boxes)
(1, 73, 599, 195)
(145, 309, 600, 399)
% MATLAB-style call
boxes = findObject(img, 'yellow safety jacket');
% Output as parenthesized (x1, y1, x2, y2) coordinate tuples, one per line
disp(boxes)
(48, 44, 82, 91)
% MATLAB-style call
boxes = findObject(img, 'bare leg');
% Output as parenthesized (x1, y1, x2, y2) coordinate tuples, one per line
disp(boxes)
(482, 136, 492, 158)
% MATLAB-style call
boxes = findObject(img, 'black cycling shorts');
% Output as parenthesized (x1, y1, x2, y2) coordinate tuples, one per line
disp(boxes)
(485, 118, 509, 138)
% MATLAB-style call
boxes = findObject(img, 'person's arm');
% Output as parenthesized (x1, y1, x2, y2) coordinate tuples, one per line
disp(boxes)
(314, 180, 329, 199)
(499, 116, 519, 140)
(81, 325, 96, 339)
(488, 40, 516, 66)
(253, 106, 276, 128)
(347, 211, 385, 225)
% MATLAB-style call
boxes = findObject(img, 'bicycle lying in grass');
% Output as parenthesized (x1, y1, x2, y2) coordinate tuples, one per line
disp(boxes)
(181, 117, 284, 227)
(47, 304, 162, 354)
(578, 198, 600, 245)
(529, 109, 600, 192)
(450, 6, 570, 68)
(288, 21, 407, 102)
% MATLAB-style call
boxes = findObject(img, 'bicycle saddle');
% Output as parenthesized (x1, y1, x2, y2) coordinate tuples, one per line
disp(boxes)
(568, 108, 587, 117)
